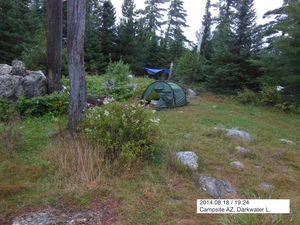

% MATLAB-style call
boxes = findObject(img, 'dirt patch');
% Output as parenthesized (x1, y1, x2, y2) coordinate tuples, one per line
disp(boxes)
(4, 198, 120, 225)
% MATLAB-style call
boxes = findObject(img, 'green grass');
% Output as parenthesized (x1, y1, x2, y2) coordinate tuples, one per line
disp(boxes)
(0, 85, 300, 224)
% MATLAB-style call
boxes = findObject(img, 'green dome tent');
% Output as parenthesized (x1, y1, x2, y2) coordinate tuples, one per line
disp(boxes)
(141, 81, 187, 110)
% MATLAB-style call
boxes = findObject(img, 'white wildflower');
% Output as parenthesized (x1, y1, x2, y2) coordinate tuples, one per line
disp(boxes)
(150, 118, 160, 125)
(152, 110, 156, 114)
(104, 110, 110, 117)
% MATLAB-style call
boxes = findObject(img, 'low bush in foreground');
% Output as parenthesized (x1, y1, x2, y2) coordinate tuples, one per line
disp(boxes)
(81, 102, 162, 167)
(17, 92, 69, 117)
(0, 99, 16, 121)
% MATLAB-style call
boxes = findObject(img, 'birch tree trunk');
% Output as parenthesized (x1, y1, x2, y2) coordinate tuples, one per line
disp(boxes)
(47, 0, 62, 93)
(67, 0, 87, 133)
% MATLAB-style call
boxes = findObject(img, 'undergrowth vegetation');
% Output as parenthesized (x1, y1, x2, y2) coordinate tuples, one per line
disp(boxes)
(46, 134, 104, 191)
(237, 86, 300, 113)
(0, 77, 299, 225)
(81, 102, 162, 167)
(104, 61, 136, 101)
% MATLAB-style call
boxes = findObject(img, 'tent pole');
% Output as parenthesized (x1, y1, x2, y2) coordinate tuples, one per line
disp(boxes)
(168, 62, 174, 80)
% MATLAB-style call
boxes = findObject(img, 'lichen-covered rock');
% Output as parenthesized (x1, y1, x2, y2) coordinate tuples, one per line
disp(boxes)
(0, 74, 23, 100)
(230, 161, 245, 170)
(176, 151, 198, 170)
(22, 71, 47, 98)
(11, 59, 27, 76)
(0, 64, 12, 75)
(197, 176, 237, 198)
(225, 128, 252, 142)
(0, 61, 47, 100)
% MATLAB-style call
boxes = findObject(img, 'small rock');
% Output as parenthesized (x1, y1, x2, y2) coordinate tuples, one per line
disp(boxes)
(12, 211, 58, 225)
(230, 161, 245, 170)
(183, 133, 193, 140)
(187, 88, 197, 98)
(197, 176, 237, 198)
(259, 182, 274, 191)
(280, 139, 296, 145)
(11, 59, 27, 76)
(235, 146, 251, 155)
(225, 128, 252, 142)
(0, 64, 12, 75)
(176, 151, 198, 170)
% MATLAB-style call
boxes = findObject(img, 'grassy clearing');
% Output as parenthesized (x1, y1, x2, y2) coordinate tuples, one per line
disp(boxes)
(0, 85, 299, 224)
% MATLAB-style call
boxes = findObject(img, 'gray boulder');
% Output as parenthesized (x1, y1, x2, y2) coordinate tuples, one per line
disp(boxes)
(197, 176, 237, 198)
(225, 128, 252, 142)
(22, 71, 47, 98)
(0, 74, 23, 99)
(230, 161, 245, 170)
(187, 88, 197, 98)
(11, 59, 27, 76)
(0, 64, 12, 75)
(176, 151, 198, 170)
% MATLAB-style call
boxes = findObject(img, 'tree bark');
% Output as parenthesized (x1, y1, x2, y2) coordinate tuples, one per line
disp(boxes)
(67, 0, 87, 133)
(47, 0, 62, 93)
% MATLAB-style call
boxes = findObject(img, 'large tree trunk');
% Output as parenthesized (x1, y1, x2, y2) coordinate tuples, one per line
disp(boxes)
(47, 0, 62, 93)
(67, 0, 87, 133)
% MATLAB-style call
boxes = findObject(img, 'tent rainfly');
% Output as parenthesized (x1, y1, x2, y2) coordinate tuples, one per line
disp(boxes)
(144, 67, 170, 80)
(141, 81, 187, 110)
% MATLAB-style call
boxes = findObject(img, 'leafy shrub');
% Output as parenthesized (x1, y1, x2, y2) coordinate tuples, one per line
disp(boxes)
(17, 92, 69, 117)
(236, 89, 259, 105)
(259, 85, 281, 106)
(236, 86, 299, 113)
(104, 60, 130, 84)
(0, 99, 16, 121)
(104, 61, 135, 101)
(81, 103, 161, 167)
(174, 52, 206, 83)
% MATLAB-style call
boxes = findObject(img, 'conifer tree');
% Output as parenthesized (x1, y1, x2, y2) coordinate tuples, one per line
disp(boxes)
(199, 0, 212, 57)
(206, 0, 259, 93)
(99, 0, 117, 70)
(142, 0, 169, 33)
(118, 0, 137, 69)
(234, 0, 257, 57)
(165, 0, 188, 61)
(85, 0, 104, 73)
(0, 0, 31, 62)
(259, 0, 300, 98)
